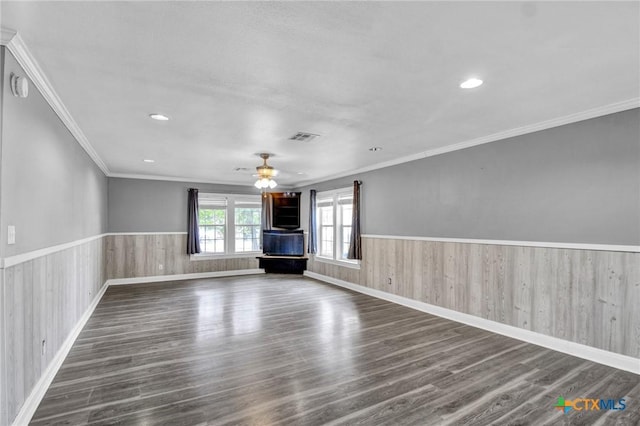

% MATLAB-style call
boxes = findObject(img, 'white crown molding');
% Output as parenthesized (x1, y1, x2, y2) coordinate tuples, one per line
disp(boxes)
(107, 172, 257, 186)
(0, 27, 110, 176)
(1, 28, 17, 45)
(297, 98, 640, 187)
(108, 172, 297, 190)
(304, 271, 640, 375)
(3, 27, 636, 188)
(363, 234, 640, 253)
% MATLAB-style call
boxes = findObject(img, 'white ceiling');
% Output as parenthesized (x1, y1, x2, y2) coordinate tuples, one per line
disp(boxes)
(2, 1, 639, 186)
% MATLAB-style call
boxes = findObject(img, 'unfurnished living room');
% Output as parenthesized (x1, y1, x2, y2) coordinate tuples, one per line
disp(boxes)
(0, 1, 639, 425)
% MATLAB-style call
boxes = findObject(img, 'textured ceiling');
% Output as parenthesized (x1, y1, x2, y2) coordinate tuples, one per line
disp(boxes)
(1, 1, 639, 186)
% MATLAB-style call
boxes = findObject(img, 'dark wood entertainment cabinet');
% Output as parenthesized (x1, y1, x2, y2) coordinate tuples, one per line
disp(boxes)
(260, 192, 306, 273)
(271, 192, 301, 229)
(257, 255, 308, 274)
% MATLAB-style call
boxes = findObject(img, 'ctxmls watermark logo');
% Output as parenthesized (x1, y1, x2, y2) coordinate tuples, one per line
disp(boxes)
(555, 396, 626, 414)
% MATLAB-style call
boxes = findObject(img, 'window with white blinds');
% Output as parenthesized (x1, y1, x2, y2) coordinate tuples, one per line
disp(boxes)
(198, 193, 262, 254)
(316, 188, 356, 264)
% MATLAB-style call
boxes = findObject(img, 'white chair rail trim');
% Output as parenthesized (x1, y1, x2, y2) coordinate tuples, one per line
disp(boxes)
(0, 232, 188, 268)
(2, 232, 637, 269)
(362, 234, 640, 253)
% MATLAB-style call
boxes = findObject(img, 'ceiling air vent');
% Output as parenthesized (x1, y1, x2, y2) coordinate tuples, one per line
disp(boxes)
(289, 132, 319, 142)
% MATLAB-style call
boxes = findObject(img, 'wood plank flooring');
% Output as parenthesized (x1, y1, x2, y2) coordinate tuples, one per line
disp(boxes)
(30, 275, 640, 425)
(309, 237, 640, 358)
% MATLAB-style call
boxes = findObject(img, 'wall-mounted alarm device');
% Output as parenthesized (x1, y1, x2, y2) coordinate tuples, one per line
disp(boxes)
(10, 73, 29, 98)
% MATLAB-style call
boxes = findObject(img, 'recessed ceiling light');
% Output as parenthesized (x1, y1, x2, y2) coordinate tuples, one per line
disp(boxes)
(143, 159, 155, 163)
(369, 147, 383, 152)
(149, 113, 170, 121)
(460, 78, 483, 89)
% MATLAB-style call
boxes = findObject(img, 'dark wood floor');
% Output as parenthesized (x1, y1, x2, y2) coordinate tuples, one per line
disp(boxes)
(31, 274, 640, 425)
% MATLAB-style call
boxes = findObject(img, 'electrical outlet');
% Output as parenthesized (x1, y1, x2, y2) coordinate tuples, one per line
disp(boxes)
(8, 226, 16, 245)
(159, 264, 164, 271)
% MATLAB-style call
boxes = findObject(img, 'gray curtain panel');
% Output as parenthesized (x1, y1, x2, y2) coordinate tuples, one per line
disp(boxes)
(308, 189, 317, 254)
(261, 193, 273, 232)
(186, 188, 201, 255)
(347, 181, 362, 260)
(261, 193, 273, 252)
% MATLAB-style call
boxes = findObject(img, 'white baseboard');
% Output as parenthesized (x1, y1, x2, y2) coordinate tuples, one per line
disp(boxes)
(304, 271, 640, 375)
(11, 268, 264, 425)
(106, 269, 265, 286)
(11, 282, 110, 426)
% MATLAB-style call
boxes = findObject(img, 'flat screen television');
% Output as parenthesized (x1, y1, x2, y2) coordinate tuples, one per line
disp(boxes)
(263, 230, 304, 256)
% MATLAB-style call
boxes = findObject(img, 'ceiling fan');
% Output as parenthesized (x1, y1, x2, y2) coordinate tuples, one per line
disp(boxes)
(254, 153, 279, 189)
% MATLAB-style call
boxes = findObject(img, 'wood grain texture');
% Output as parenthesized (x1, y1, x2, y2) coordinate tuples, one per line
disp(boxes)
(306, 256, 361, 284)
(2, 233, 261, 425)
(105, 234, 259, 279)
(307, 237, 640, 357)
(1, 237, 105, 425)
(0, 271, 7, 426)
(29, 275, 640, 425)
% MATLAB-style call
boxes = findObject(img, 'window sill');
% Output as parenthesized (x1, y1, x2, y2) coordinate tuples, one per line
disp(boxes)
(313, 255, 361, 270)
(190, 252, 262, 261)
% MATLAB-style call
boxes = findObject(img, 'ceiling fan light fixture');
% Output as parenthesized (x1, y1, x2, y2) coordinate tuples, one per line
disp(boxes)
(254, 153, 279, 190)
(256, 165, 278, 178)
(254, 177, 277, 189)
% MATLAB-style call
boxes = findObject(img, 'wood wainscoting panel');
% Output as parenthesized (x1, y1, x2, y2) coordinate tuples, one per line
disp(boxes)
(307, 236, 640, 358)
(306, 257, 362, 286)
(2, 237, 105, 424)
(105, 234, 259, 280)
(0, 270, 6, 426)
(28, 275, 640, 425)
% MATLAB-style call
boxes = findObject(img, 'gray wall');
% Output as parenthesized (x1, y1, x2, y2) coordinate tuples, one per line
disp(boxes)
(298, 108, 640, 246)
(0, 45, 6, 426)
(0, 46, 108, 426)
(107, 178, 261, 232)
(0, 48, 108, 257)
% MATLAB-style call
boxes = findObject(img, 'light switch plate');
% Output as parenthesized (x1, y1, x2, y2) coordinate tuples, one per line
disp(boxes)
(8, 226, 16, 245)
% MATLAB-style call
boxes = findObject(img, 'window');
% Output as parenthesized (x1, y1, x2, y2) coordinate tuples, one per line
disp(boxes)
(234, 203, 262, 252)
(316, 188, 356, 264)
(318, 198, 334, 257)
(198, 203, 226, 253)
(198, 193, 261, 255)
